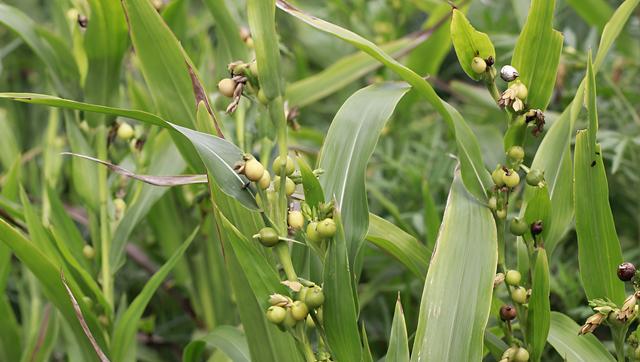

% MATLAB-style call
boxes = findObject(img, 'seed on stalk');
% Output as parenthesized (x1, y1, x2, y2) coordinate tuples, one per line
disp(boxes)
(513, 348, 530, 362)
(317, 218, 337, 238)
(291, 301, 309, 321)
(274, 176, 296, 196)
(507, 146, 525, 164)
(505, 270, 522, 286)
(526, 169, 544, 187)
(499, 305, 517, 321)
(530, 220, 543, 236)
(255, 227, 279, 247)
(304, 286, 325, 308)
(306, 221, 321, 243)
(288, 210, 304, 229)
(500, 65, 519, 82)
(266, 306, 286, 324)
(258, 171, 271, 189)
(471, 57, 487, 74)
(217, 78, 236, 98)
(117, 122, 134, 140)
(512, 287, 528, 304)
(509, 218, 528, 236)
(617, 262, 636, 282)
(492, 166, 507, 187)
(272, 155, 295, 176)
(502, 169, 520, 188)
(83, 244, 96, 259)
(243, 158, 265, 182)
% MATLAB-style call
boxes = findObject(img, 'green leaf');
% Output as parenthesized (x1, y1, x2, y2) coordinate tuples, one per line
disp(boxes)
(297, 156, 324, 208)
(203, 0, 247, 65)
(183, 326, 250, 362)
(510, 0, 563, 110)
(361, 323, 374, 362)
(276, 0, 492, 201)
(120, 0, 208, 168)
(547, 312, 615, 362)
(0, 4, 80, 97)
(287, 34, 426, 108)
(593, 0, 640, 71)
(83, 0, 128, 125)
(0, 219, 105, 361)
(523, 185, 551, 244)
(366, 214, 429, 279)
(450, 9, 496, 81)
(0, 93, 258, 211)
(323, 212, 362, 362)
(565, 0, 613, 29)
(247, 0, 283, 99)
(411, 172, 497, 361)
(574, 134, 625, 304)
(586, 52, 598, 150)
(526, 249, 550, 362)
(319, 82, 410, 263)
(110, 227, 197, 362)
(386, 296, 410, 362)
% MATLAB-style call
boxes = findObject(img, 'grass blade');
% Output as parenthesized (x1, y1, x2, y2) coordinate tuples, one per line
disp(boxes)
(110, 227, 197, 362)
(366, 214, 429, 279)
(386, 296, 410, 362)
(510, 0, 563, 110)
(318, 82, 410, 263)
(411, 171, 497, 361)
(547, 312, 615, 362)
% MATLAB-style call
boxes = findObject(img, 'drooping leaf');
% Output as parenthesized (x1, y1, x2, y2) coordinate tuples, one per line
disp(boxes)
(510, 0, 563, 110)
(318, 82, 410, 263)
(411, 171, 497, 361)
(526, 249, 551, 362)
(61, 153, 207, 186)
(183, 326, 251, 362)
(110, 227, 197, 362)
(287, 33, 429, 107)
(450, 9, 496, 81)
(247, 0, 283, 99)
(547, 312, 615, 362)
(386, 296, 410, 362)
(323, 212, 362, 362)
(276, 0, 492, 202)
(366, 214, 429, 279)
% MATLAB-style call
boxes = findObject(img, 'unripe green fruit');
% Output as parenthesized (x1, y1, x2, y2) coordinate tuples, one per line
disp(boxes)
(283, 307, 297, 328)
(288, 210, 304, 229)
(488, 196, 497, 210)
(117, 122, 134, 140)
(257, 227, 279, 247)
(274, 176, 296, 196)
(513, 347, 530, 362)
(505, 270, 522, 286)
(526, 169, 544, 186)
(257, 89, 268, 105)
(83, 245, 96, 259)
(114, 198, 126, 214)
(266, 306, 286, 324)
(298, 286, 309, 303)
(217, 78, 236, 98)
(507, 146, 525, 163)
(306, 221, 321, 243)
(502, 169, 520, 188)
(304, 286, 325, 308)
(317, 218, 337, 238)
(291, 301, 309, 321)
(471, 57, 487, 74)
(512, 81, 528, 100)
(258, 171, 271, 189)
(496, 208, 507, 219)
(509, 218, 528, 236)
(512, 287, 528, 304)
(244, 159, 265, 182)
(272, 156, 295, 176)
(492, 167, 506, 187)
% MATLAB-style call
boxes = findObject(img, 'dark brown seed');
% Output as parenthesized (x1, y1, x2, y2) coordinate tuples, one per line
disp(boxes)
(500, 305, 517, 321)
(531, 220, 543, 236)
(617, 262, 636, 282)
(77, 14, 88, 28)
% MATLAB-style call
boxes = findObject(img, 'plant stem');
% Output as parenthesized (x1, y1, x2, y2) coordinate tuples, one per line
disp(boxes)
(96, 125, 113, 307)
(275, 242, 297, 281)
(612, 326, 628, 362)
(496, 215, 506, 268)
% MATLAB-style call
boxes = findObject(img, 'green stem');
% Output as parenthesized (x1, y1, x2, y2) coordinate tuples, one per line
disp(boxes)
(275, 242, 297, 281)
(96, 125, 113, 307)
(300, 328, 316, 362)
(496, 216, 506, 268)
(612, 326, 628, 362)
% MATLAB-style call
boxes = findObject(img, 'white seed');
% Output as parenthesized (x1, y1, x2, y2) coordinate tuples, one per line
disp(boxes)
(500, 65, 519, 82)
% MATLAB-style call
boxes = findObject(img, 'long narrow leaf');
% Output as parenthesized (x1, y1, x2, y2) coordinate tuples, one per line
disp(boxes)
(386, 296, 410, 362)
(547, 312, 615, 362)
(527, 249, 551, 362)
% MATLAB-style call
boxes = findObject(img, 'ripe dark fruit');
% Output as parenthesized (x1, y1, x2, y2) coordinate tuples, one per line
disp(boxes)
(266, 306, 286, 324)
(500, 305, 517, 321)
(526, 169, 544, 186)
(304, 286, 325, 308)
(530, 220, 543, 236)
(509, 218, 528, 236)
(291, 301, 309, 321)
(257, 227, 279, 247)
(317, 218, 337, 238)
(617, 262, 636, 282)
